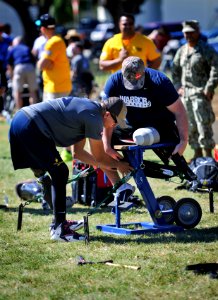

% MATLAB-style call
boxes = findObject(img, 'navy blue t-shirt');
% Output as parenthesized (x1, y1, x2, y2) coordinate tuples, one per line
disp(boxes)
(7, 44, 35, 66)
(103, 68, 179, 130)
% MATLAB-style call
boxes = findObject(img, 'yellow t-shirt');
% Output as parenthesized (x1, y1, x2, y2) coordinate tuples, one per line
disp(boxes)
(42, 35, 72, 93)
(100, 33, 161, 73)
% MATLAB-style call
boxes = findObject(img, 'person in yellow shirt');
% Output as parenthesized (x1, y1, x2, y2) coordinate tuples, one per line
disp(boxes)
(37, 14, 72, 101)
(99, 13, 161, 73)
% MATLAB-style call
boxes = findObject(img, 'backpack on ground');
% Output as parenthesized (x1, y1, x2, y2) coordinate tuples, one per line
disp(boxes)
(71, 159, 113, 207)
(187, 157, 218, 191)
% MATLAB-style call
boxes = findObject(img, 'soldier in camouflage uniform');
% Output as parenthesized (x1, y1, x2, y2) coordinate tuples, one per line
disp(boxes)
(172, 20, 218, 159)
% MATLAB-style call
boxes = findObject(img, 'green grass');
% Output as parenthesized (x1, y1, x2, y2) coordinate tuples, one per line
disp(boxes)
(0, 118, 218, 300)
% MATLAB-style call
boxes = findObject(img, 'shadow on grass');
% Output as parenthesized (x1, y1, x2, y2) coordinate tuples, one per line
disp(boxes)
(1, 204, 146, 216)
(2, 205, 217, 244)
(90, 226, 218, 244)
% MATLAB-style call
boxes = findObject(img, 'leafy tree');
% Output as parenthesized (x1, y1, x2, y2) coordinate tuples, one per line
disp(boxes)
(53, 0, 73, 24)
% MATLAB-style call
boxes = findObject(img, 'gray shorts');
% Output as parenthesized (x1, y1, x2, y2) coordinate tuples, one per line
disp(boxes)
(12, 63, 38, 93)
(43, 92, 70, 101)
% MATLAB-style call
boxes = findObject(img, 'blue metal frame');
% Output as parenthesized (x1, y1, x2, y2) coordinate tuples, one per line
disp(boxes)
(96, 143, 184, 235)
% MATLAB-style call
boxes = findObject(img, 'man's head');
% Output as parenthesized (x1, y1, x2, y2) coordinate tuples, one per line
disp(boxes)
(103, 97, 128, 129)
(72, 41, 84, 55)
(36, 14, 56, 29)
(122, 56, 145, 90)
(182, 20, 200, 45)
(182, 20, 199, 33)
(119, 13, 135, 38)
(65, 29, 80, 42)
(36, 14, 56, 38)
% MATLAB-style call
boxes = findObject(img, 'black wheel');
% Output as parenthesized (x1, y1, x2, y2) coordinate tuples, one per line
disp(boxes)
(157, 196, 176, 224)
(174, 198, 202, 229)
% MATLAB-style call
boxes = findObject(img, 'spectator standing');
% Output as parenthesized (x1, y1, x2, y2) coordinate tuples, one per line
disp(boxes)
(70, 41, 94, 97)
(31, 33, 47, 101)
(99, 13, 161, 74)
(37, 14, 72, 101)
(172, 20, 218, 160)
(65, 29, 81, 59)
(0, 24, 12, 112)
(148, 26, 171, 52)
(31, 33, 47, 61)
(6, 36, 38, 110)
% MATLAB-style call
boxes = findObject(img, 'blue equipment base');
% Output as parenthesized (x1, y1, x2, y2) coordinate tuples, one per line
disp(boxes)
(96, 221, 184, 235)
(96, 142, 187, 236)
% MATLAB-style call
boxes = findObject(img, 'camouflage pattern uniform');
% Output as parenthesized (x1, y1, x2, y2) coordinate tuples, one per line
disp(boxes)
(172, 40, 218, 150)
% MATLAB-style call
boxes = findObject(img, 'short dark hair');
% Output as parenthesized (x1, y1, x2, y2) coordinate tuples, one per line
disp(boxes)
(119, 13, 135, 23)
(74, 41, 84, 51)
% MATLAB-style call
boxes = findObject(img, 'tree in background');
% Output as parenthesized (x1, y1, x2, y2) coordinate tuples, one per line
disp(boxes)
(2, 0, 145, 45)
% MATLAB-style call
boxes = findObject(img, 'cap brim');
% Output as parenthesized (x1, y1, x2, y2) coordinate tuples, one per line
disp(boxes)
(117, 118, 129, 129)
(46, 25, 55, 28)
(182, 27, 196, 33)
(115, 105, 129, 129)
(123, 74, 145, 90)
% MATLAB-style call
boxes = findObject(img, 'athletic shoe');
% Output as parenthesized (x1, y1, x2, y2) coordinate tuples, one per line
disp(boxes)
(115, 183, 135, 203)
(60, 149, 72, 162)
(66, 219, 84, 231)
(49, 219, 84, 235)
(50, 221, 85, 242)
(111, 183, 136, 214)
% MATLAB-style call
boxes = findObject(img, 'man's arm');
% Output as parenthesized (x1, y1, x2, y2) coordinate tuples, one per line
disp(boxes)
(99, 48, 128, 71)
(37, 57, 54, 70)
(167, 98, 188, 156)
(72, 139, 132, 174)
(102, 127, 123, 161)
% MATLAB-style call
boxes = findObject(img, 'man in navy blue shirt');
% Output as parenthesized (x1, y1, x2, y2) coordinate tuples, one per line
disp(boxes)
(7, 36, 38, 110)
(101, 56, 188, 184)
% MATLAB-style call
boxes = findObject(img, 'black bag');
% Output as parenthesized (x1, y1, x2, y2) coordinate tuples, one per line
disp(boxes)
(188, 157, 218, 191)
(71, 160, 113, 206)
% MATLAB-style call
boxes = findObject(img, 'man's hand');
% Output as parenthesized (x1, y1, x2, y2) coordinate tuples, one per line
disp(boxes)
(204, 91, 214, 102)
(172, 140, 188, 156)
(119, 48, 128, 62)
(105, 147, 123, 161)
(178, 87, 184, 97)
(117, 160, 134, 176)
(37, 58, 54, 70)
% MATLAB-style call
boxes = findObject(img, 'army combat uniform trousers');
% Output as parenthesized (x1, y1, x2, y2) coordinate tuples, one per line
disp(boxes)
(182, 93, 215, 151)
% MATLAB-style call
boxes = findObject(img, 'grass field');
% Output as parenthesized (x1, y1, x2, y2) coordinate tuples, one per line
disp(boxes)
(0, 99, 218, 299)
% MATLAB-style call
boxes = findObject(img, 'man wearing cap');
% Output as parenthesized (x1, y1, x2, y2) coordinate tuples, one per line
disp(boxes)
(64, 29, 81, 59)
(36, 14, 72, 101)
(172, 20, 218, 160)
(9, 96, 132, 242)
(101, 56, 188, 183)
(99, 13, 161, 74)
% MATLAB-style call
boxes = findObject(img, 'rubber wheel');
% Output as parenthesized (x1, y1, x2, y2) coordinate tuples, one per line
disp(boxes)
(174, 198, 202, 229)
(157, 195, 176, 224)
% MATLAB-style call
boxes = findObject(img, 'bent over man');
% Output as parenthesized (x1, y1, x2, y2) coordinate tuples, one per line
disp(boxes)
(9, 97, 132, 242)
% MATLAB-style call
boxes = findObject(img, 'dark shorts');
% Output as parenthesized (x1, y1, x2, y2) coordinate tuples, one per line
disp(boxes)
(9, 110, 62, 170)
